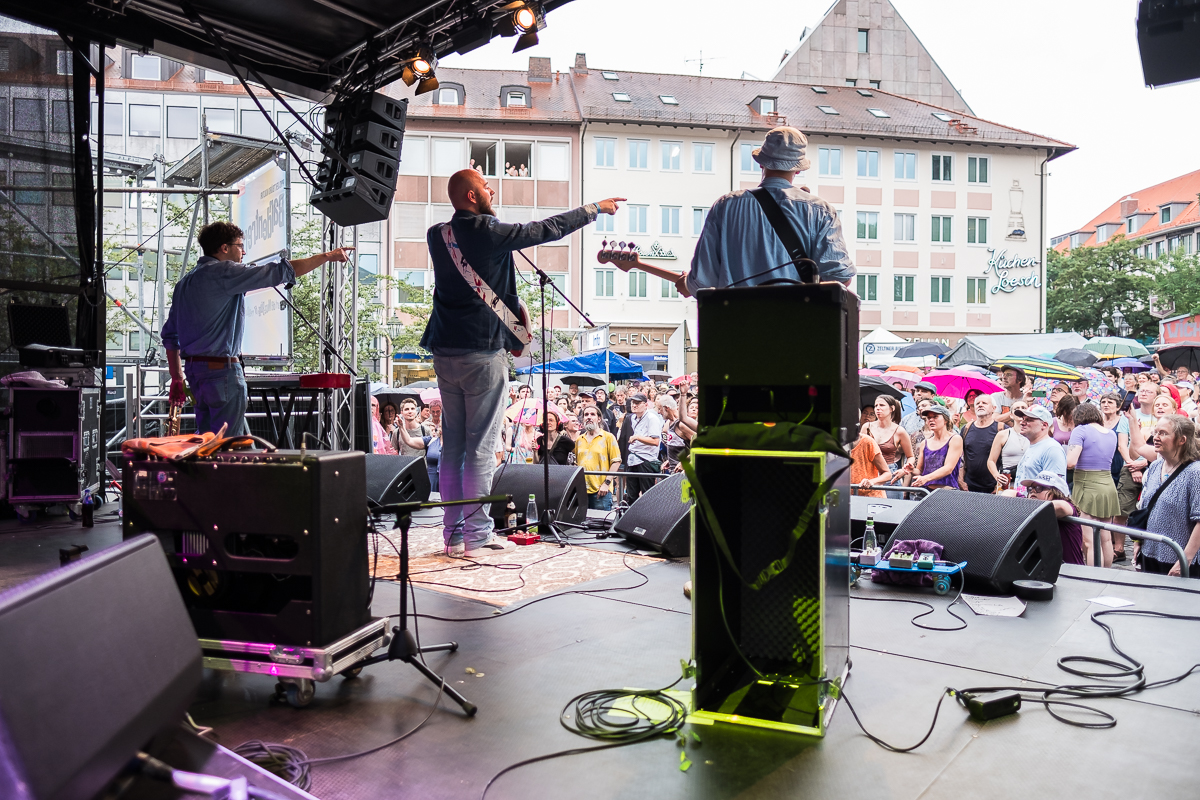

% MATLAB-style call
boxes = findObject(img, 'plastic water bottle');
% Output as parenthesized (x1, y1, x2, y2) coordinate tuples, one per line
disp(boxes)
(863, 515, 877, 553)
(81, 489, 94, 529)
(526, 494, 539, 536)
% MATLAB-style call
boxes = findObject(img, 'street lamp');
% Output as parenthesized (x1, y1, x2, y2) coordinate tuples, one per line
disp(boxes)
(1112, 309, 1130, 337)
(385, 316, 404, 341)
(1097, 322, 1110, 337)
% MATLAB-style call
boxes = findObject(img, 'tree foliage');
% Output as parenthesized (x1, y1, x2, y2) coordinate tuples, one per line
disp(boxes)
(1153, 248, 1200, 319)
(1046, 235, 1159, 339)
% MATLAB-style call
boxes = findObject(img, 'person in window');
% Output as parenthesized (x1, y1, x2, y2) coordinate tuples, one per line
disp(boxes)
(681, 127, 855, 296)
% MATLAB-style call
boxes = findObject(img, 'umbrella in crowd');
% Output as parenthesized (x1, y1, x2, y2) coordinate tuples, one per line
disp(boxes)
(505, 397, 544, 423)
(669, 375, 691, 386)
(881, 371, 919, 389)
(1079, 368, 1120, 403)
(859, 375, 905, 408)
(1097, 357, 1152, 373)
(924, 368, 1003, 400)
(1053, 348, 1098, 367)
(1084, 337, 1149, 359)
(859, 368, 885, 376)
(894, 341, 949, 359)
(419, 388, 441, 404)
(560, 373, 606, 387)
(1031, 378, 1066, 410)
(990, 356, 1083, 381)
(886, 364, 923, 374)
(644, 370, 671, 380)
(406, 380, 438, 389)
(1155, 344, 1200, 374)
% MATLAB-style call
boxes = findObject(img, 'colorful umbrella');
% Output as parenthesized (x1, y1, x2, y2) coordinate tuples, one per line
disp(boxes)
(1084, 337, 1149, 359)
(859, 368, 885, 376)
(419, 388, 441, 404)
(669, 375, 690, 386)
(1079, 368, 1119, 403)
(881, 371, 919, 389)
(505, 398, 544, 423)
(924, 369, 1003, 400)
(1031, 378, 1069, 410)
(886, 364, 922, 373)
(894, 341, 949, 358)
(1054, 348, 1098, 367)
(1097, 357, 1152, 373)
(990, 356, 1083, 381)
(859, 375, 905, 408)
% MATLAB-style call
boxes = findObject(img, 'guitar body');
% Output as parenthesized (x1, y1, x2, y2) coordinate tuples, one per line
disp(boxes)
(509, 299, 532, 357)
(596, 241, 690, 296)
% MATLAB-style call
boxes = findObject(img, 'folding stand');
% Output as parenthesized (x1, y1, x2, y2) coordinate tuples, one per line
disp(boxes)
(357, 494, 510, 717)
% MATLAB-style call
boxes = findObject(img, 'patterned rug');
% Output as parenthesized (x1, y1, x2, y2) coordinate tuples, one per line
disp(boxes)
(369, 524, 661, 607)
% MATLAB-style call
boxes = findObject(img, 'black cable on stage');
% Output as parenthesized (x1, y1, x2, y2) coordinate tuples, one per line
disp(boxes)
(839, 688, 956, 753)
(1058, 572, 1200, 597)
(850, 572, 968, 631)
(230, 742, 312, 791)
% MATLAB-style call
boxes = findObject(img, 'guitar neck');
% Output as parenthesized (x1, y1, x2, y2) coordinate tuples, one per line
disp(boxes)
(596, 248, 685, 284)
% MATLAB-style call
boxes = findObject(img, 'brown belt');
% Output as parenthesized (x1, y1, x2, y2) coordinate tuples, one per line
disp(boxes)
(185, 355, 240, 370)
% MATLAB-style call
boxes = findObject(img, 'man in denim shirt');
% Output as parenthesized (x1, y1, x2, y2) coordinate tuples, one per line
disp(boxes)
(162, 221, 353, 435)
(421, 169, 624, 557)
(683, 127, 855, 295)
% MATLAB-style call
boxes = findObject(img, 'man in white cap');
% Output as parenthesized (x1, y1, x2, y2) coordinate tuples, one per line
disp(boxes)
(681, 126, 855, 296)
(1008, 404, 1067, 490)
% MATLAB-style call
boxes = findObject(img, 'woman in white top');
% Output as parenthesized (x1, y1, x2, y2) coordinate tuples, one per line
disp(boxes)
(988, 399, 1031, 492)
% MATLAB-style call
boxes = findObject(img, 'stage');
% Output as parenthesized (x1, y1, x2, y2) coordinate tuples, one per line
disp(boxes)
(2, 510, 1198, 799)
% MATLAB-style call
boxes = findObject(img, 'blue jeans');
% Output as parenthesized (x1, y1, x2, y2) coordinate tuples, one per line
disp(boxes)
(434, 349, 508, 549)
(588, 491, 613, 511)
(185, 362, 248, 436)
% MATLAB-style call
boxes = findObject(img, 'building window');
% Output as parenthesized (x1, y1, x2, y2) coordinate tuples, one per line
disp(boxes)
(693, 207, 708, 234)
(967, 156, 989, 184)
(166, 106, 198, 139)
(858, 29, 869, 53)
(894, 275, 914, 303)
(596, 213, 614, 232)
(856, 211, 878, 240)
(596, 269, 614, 297)
(662, 278, 679, 298)
(694, 142, 714, 172)
(660, 95, 678, 105)
(661, 206, 680, 234)
(538, 142, 568, 180)
(602, 71, 619, 80)
(932, 154, 953, 182)
(967, 217, 988, 244)
(869, 80, 881, 89)
(13, 98, 45, 132)
(596, 137, 616, 168)
(760, 97, 776, 114)
(629, 140, 648, 169)
(1161, 207, 1172, 224)
(818, 147, 842, 176)
(894, 151, 916, 180)
(51, 100, 70, 133)
(613, 92, 631, 102)
(895, 213, 915, 242)
(931, 276, 951, 303)
(628, 271, 647, 297)
(129, 104, 161, 137)
(844, 79, 857, 87)
(431, 138, 463, 176)
(818, 104, 840, 114)
(1127, 218, 1135, 234)
(503, 142, 532, 176)
(129, 54, 161, 80)
(931, 215, 952, 243)
(967, 277, 988, 304)
(857, 149, 879, 178)
(437, 87, 460, 105)
(240, 109, 271, 139)
(866, 108, 889, 118)
(629, 204, 648, 233)
(506, 91, 527, 107)
(469, 141, 499, 176)
(1155, 240, 1165, 258)
(856, 274, 877, 301)
(740, 142, 759, 172)
(205, 107, 236, 134)
(14, 172, 44, 205)
(51, 172, 73, 206)
(56, 49, 72, 75)
(661, 141, 681, 171)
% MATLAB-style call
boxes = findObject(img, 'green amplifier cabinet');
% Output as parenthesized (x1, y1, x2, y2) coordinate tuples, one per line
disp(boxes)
(689, 448, 850, 736)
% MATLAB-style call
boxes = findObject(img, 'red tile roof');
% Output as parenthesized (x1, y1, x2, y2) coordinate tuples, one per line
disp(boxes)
(1053, 168, 1200, 252)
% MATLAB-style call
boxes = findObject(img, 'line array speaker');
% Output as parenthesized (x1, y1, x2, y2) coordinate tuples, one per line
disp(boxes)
(122, 450, 370, 646)
(884, 490, 1062, 593)
(310, 92, 408, 227)
(490, 463, 587, 526)
(615, 472, 691, 557)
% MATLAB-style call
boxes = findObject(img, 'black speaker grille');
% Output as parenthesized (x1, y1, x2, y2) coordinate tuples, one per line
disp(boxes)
(490, 464, 587, 525)
(364, 453, 431, 506)
(614, 472, 691, 556)
(886, 491, 1062, 592)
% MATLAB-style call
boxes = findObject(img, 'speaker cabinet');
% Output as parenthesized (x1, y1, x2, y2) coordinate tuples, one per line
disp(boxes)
(6, 387, 100, 502)
(364, 453, 431, 506)
(490, 463, 587, 526)
(690, 449, 850, 736)
(311, 92, 407, 226)
(615, 472, 691, 557)
(0, 535, 201, 800)
(884, 490, 1062, 593)
(122, 450, 369, 646)
(696, 283, 858, 443)
(850, 494, 921, 547)
(1137, 0, 1200, 88)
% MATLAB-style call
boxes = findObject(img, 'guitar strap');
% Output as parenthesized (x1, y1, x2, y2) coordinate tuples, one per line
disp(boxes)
(440, 223, 533, 347)
(749, 187, 817, 282)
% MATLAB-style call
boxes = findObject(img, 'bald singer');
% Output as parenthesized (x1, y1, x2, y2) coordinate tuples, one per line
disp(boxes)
(419, 168, 624, 558)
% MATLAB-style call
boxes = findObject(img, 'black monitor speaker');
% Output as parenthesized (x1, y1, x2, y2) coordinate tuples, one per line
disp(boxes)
(0, 535, 201, 800)
(884, 490, 1062, 593)
(364, 453, 431, 506)
(614, 472, 691, 557)
(490, 464, 587, 526)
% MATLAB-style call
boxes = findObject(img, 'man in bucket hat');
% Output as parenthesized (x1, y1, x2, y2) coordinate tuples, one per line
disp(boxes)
(682, 126, 855, 295)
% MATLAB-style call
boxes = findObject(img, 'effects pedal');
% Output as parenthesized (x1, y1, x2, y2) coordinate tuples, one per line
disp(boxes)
(510, 531, 541, 546)
(888, 552, 914, 569)
(916, 553, 935, 570)
(856, 548, 881, 566)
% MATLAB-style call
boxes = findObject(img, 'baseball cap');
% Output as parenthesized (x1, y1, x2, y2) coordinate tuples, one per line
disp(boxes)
(1021, 470, 1070, 497)
(920, 405, 952, 422)
(630, 393, 649, 404)
(913, 381, 937, 394)
(1015, 405, 1053, 423)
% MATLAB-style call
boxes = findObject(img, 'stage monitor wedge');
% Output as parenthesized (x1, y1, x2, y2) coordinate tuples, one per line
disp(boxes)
(615, 471, 691, 557)
(490, 464, 587, 526)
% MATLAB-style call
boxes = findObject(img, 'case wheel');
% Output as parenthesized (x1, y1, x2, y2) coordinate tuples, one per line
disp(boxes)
(341, 665, 363, 679)
(934, 576, 950, 596)
(284, 679, 315, 708)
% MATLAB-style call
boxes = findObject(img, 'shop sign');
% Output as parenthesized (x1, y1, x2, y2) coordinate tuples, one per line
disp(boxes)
(610, 331, 671, 346)
(984, 249, 1041, 294)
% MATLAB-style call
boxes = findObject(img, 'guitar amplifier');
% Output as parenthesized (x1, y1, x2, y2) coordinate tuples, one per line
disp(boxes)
(122, 450, 370, 646)
(696, 282, 858, 442)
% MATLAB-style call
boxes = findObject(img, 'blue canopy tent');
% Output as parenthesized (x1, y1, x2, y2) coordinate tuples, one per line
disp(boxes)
(515, 350, 644, 381)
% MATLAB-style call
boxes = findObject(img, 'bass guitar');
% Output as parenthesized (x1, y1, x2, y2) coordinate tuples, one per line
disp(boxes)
(596, 240, 691, 297)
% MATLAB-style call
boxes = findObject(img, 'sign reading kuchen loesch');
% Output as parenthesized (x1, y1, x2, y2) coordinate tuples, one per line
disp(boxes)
(983, 248, 1041, 294)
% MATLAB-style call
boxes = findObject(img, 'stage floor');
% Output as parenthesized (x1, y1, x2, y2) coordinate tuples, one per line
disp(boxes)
(2, 507, 1199, 799)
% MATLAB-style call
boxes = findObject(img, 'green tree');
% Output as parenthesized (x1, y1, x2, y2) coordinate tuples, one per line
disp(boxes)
(1046, 235, 1159, 339)
(1152, 248, 1200, 318)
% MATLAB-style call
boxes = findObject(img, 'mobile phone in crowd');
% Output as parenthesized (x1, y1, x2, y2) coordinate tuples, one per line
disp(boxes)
(1120, 393, 1135, 413)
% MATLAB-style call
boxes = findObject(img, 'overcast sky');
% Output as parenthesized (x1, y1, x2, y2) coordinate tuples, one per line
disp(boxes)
(448, 0, 1199, 236)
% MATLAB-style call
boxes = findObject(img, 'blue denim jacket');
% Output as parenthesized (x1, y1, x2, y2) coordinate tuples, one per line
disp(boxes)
(421, 206, 597, 353)
(687, 177, 855, 294)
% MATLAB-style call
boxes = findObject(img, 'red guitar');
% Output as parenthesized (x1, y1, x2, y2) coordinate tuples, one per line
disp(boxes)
(596, 241, 691, 297)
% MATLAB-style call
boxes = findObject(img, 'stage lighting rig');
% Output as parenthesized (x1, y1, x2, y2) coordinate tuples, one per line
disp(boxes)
(505, 2, 546, 52)
(400, 45, 440, 95)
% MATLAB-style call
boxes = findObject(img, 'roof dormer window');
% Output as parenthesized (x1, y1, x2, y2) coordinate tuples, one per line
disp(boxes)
(932, 112, 953, 122)
(866, 108, 889, 118)
(499, 85, 530, 108)
(751, 96, 777, 115)
(811, 86, 827, 94)
(433, 83, 465, 106)
(507, 92, 526, 107)
(856, 89, 874, 97)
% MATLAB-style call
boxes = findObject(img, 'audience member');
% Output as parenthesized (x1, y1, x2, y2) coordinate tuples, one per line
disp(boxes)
(1131, 414, 1200, 577)
(962, 394, 1003, 493)
(1067, 402, 1119, 567)
(1020, 471, 1085, 566)
(905, 405, 963, 490)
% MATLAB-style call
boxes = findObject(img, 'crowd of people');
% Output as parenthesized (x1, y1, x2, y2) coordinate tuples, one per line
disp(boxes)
(851, 354, 1200, 579)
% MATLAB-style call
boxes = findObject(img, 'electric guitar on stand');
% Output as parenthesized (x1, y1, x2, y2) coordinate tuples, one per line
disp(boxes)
(597, 241, 691, 298)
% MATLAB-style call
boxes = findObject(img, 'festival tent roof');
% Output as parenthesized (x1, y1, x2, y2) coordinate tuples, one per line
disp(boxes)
(515, 350, 644, 380)
(940, 332, 1088, 369)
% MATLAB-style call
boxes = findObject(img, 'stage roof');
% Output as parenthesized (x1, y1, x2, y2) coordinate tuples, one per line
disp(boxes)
(0, 0, 577, 101)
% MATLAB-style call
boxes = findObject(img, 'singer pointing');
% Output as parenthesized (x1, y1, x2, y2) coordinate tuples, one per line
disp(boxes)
(680, 126, 855, 296)
(421, 169, 625, 558)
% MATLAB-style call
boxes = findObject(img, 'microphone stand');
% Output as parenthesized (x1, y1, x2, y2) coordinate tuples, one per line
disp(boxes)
(515, 249, 595, 548)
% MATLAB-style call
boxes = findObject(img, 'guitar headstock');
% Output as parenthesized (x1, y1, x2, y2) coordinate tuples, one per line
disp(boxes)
(597, 240, 640, 269)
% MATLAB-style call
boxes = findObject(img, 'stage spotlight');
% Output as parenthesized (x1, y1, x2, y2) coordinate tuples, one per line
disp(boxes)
(511, 2, 545, 52)
(414, 76, 440, 96)
(401, 46, 438, 87)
